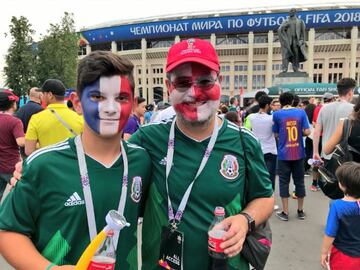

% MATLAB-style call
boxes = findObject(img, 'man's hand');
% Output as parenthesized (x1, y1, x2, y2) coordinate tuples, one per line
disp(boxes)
(9, 161, 23, 190)
(219, 214, 248, 258)
(320, 253, 329, 268)
(313, 152, 323, 163)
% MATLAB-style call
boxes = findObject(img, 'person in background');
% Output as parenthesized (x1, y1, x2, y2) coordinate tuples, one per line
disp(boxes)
(25, 79, 84, 155)
(310, 93, 334, 191)
(144, 103, 154, 124)
(123, 96, 146, 140)
(321, 162, 360, 270)
(225, 111, 241, 126)
(270, 99, 281, 114)
(15, 87, 43, 133)
(247, 95, 277, 191)
(273, 92, 310, 221)
(313, 78, 355, 164)
(229, 97, 239, 112)
(0, 91, 24, 201)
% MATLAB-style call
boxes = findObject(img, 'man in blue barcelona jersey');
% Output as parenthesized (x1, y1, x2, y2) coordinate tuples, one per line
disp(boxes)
(273, 92, 310, 222)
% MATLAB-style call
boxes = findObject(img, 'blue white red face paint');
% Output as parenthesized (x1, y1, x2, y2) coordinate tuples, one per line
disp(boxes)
(81, 75, 133, 136)
(169, 63, 221, 122)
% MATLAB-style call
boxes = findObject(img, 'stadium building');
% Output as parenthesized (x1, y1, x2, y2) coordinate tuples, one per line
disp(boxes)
(79, 3, 360, 103)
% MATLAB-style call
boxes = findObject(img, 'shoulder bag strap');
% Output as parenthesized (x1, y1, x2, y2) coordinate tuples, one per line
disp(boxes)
(49, 109, 77, 136)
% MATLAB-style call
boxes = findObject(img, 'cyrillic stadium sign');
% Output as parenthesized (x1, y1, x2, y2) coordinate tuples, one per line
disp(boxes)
(82, 9, 360, 44)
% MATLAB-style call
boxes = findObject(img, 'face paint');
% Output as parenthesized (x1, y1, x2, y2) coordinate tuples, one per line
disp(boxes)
(169, 63, 221, 122)
(81, 75, 133, 136)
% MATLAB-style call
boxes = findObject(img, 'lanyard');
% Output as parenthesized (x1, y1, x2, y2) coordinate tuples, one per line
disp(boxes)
(165, 117, 219, 229)
(75, 135, 128, 248)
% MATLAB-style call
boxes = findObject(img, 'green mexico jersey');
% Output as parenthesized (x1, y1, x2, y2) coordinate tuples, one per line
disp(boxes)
(130, 117, 273, 270)
(0, 137, 151, 270)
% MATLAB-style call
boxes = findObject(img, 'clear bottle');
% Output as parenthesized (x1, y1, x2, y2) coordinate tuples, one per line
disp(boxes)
(88, 231, 116, 270)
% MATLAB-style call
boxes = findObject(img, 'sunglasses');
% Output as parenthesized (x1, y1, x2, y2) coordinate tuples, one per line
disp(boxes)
(171, 75, 218, 92)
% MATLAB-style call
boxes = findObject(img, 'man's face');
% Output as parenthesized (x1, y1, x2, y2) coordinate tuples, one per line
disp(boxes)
(271, 102, 281, 111)
(289, 9, 296, 17)
(135, 101, 146, 117)
(168, 62, 221, 123)
(80, 75, 133, 137)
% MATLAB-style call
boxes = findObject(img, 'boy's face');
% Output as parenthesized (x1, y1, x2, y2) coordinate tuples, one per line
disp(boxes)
(80, 75, 133, 137)
(167, 62, 221, 123)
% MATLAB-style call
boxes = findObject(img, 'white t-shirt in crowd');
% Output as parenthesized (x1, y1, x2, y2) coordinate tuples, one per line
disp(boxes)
(248, 112, 277, 155)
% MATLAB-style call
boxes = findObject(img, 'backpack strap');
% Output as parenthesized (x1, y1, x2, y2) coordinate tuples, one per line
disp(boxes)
(49, 109, 77, 136)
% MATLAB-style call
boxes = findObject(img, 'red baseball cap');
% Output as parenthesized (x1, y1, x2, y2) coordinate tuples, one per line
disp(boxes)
(166, 38, 220, 73)
(0, 89, 19, 102)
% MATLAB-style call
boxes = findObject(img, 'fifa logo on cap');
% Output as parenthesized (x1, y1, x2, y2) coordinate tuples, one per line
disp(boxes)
(187, 38, 196, 49)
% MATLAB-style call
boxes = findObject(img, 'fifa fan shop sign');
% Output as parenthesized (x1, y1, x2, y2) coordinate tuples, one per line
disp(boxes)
(82, 9, 360, 44)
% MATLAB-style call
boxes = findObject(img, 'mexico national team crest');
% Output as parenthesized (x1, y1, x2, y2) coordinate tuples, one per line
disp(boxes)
(131, 176, 142, 203)
(219, 155, 239, 180)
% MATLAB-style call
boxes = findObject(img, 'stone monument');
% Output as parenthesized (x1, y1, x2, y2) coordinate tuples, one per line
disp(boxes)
(274, 8, 311, 85)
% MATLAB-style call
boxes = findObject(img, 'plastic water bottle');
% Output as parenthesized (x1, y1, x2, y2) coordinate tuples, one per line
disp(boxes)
(308, 158, 322, 167)
(88, 232, 116, 270)
(208, 207, 227, 270)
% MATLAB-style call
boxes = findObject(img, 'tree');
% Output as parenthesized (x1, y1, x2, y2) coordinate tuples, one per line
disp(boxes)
(36, 12, 78, 88)
(4, 16, 37, 97)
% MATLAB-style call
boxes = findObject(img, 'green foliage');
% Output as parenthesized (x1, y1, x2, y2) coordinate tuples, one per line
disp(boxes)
(36, 12, 78, 89)
(4, 16, 37, 96)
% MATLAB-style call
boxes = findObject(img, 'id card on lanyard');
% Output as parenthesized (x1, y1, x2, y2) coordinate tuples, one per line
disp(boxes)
(158, 117, 219, 270)
(75, 136, 129, 248)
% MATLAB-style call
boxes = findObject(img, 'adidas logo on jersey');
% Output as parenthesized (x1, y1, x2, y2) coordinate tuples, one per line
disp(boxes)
(159, 157, 167, 166)
(64, 192, 85, 207)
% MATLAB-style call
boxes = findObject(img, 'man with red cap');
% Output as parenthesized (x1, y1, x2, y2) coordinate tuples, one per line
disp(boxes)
(0, 90, 24, 201)
(130, 38, 274, 269)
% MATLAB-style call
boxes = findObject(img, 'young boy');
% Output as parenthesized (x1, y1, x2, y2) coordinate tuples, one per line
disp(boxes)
(0, 51, 151, 270)
(321, 162, 360, 270)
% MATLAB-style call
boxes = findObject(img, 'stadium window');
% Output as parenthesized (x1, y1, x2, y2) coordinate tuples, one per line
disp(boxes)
(314, 63, 318, 69)
(138, 69, 141, 75)
(91, 42, 112, 52)
(319, 63, 323, 69)
(78, 46, 87, 56)
(339, 63, 343, 69)
(334, 63, 338, 69)
(328, 74, 333, 83)
(153, 78, 156, 84)
(329, 63, 333, 69)
(138, 79, 141, 84)
(121, 40, 141, 51)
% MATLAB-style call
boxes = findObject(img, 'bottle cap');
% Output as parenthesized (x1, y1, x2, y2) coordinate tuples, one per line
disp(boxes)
(105, 210, 130, 232)
(214, 206, 225, 216)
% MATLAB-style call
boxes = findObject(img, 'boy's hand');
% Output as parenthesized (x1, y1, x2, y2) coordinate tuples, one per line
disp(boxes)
(9, 161, 23, 190)
(320, 253, 329, 268)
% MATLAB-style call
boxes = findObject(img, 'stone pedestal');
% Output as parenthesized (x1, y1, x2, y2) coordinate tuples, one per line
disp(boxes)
(273, 71, 312, 85)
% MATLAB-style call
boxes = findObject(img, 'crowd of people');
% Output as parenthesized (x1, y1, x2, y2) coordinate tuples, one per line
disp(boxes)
(0, 38, 359, 270)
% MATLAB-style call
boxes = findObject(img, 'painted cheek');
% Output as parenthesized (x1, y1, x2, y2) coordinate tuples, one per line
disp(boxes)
(81, 81, 100, 134)
(204, 84, 221, 101)
(118, 76, 133, 132)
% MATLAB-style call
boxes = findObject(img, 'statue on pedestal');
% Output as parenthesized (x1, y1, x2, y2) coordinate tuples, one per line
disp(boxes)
(278, 8, 307, 73)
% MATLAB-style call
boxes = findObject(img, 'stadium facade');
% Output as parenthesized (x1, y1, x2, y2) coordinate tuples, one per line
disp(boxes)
(79, 4, 360, 103)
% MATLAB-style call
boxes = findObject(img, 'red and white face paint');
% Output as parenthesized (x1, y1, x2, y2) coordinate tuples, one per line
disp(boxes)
(81, 75, 133, 137)
(169, 63, 221, 123)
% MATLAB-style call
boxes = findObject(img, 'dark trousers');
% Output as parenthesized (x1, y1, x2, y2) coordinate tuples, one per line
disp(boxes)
(304, 137, 313, 172)
(264, 153, 277, 191)
(278, 159, 306, 198)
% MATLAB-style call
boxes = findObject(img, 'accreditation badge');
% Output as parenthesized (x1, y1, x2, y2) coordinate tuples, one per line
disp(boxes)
(158, 226, 184, 270)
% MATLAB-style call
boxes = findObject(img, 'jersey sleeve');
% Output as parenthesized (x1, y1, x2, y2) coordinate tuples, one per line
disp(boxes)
(0, 160, 41, 236)
(241, 128, 273, 203)
(325, 201, 339, 237)
(272, 113, 279, 134)
(12, 119, 25, 139)
(25, 116, 38, 140)
(244, 115, 252, 130)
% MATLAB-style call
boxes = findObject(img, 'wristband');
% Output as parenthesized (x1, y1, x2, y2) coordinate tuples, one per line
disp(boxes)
(45, 262, 56, 270)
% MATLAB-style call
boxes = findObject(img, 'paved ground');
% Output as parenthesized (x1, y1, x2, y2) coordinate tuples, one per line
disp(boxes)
(0, 176, 329, 269)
